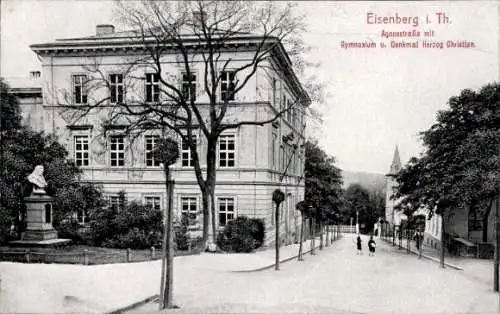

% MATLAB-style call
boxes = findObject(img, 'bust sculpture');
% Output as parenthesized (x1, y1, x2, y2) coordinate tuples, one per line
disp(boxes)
(27, 165, 48, 194)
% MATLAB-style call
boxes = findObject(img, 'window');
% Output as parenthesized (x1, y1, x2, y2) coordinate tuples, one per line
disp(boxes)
(220, 71, 236, 101)
(145, 135, 160, 167)
(109, 135, 125, 167)
(109, 194, 127, 212)
(218, 134, 235, 167)
(181, 197, 198, 226)
(109, 74, 124, 104)
(182, 72, 196, 102)
(109, 195, 121, 212)
(218, 197, 235, 227)
(181, 135, 197, 167)
(145, 73, 160, 103)
(76, 209, 89, 224)
(73, 74, 88, 104)
(145, 196, 162, 211)
(74, 135, 90, 166)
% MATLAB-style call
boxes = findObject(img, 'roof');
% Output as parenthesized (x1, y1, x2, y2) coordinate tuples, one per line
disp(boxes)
(387, 145, 402, 175)
(30, 26, 311, 105)
(5, 77, 42, 89)
(5, 77, 42, 97)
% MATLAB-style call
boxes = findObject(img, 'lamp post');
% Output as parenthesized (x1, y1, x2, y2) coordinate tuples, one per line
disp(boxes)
(273, 189, 285, 270)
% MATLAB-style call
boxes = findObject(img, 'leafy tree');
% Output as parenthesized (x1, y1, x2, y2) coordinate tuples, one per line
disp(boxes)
(304, 140, 342, 241)
(59, 1, 318, 249)
(0, 78, 22, 134)
(0, 79, 103, 243)
(1, 129, 82, 232)
(395, 83, 500, 286)
(342, 184, 379, 233)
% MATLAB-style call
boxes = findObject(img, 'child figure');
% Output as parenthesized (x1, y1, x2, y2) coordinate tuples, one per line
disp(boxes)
(356, 235, 362, 255)
(368, 235, 376, 256)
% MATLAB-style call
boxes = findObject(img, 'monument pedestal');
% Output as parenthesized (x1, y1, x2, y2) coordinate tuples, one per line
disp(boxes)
(22, 192, 58, 241)
(9, 191, 71, 247)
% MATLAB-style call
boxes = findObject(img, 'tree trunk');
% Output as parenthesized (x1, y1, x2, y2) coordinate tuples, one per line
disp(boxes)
(206, 139, 218, 247)
(325, 224, 329, 247)
(209, 186, 217, 245)
(418, 231, 423, 259)
(494, 194, 499, 291)
(200, 188, 210, 249)
(298, 217, 304, 261)
(159, 167, 174, 309)
(165, 177, 175, 307)
(275, 203, 280, 270)
(440, 211, 446, 269)
(482, 199, 494, 243)
(311, 218, 315, 255)
(319, 221, 324, 250)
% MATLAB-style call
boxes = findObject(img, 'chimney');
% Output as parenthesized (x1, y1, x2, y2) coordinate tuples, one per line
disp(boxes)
(96, 24, 115, 36)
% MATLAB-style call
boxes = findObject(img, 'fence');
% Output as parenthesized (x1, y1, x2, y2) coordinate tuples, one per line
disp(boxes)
(0, 247, 167, 265)
(338, 225, 356, 234)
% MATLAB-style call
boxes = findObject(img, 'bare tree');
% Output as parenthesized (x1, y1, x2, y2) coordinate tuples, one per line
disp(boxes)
(57, 0, 318, 249)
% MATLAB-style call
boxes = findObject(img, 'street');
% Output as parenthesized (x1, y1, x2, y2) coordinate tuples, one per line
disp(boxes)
(129, 235, 498, 314)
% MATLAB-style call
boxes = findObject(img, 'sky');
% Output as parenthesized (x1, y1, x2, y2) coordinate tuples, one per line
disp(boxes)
(1, 0, 499, 174)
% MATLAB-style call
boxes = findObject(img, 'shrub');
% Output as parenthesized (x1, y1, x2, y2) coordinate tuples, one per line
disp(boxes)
(56, 221, 89, 245)
(216, 216, 265, 253)
(0, 204, 13, 244)
(86, 193, 163, 249)
(175, 216, 190, 251)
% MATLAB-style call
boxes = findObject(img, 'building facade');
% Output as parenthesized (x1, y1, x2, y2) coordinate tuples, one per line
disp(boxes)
(14, 24, 310, 245)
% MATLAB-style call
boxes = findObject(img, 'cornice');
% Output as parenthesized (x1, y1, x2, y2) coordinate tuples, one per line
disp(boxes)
(30, 34, 310, 104)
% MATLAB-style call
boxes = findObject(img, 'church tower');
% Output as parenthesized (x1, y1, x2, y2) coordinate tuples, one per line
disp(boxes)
(385, 146, 402, 227)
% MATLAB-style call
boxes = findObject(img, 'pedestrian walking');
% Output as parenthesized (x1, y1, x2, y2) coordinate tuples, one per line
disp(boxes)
(368, 235, 376, 256)
(356, 235, 362, 255)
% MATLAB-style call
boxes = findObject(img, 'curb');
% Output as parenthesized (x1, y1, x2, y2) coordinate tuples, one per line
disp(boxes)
(382, 239, 463, 270)
(408, 249, 463, 270)
(234, 235, 343, 273)
(105, 294, 159, 314)
(107, 237, 342, 313)
(233, 245, 320, 273)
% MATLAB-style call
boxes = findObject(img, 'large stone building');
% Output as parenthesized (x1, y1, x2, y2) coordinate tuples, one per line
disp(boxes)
(11, 24, 310, 245)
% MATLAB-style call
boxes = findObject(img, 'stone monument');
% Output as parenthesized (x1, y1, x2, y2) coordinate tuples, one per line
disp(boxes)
(21, 165, 59, 241)
(10, 165, 70, 245)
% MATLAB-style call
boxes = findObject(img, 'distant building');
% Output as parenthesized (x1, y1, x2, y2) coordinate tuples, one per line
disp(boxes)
(385, 145, 402, 231)
(10, 24, 311, 245)
(383, 146, 494, 256)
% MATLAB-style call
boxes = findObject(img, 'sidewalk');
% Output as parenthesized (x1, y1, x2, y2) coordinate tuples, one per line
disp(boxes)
(380, 236, 493, 287)
(0, 235, 340, 314)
